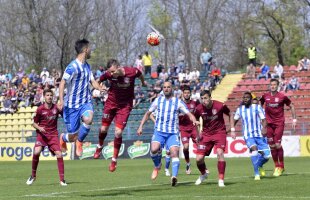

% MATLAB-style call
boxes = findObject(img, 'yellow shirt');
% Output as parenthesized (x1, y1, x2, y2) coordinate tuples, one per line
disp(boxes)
(142, 55, 152, 66)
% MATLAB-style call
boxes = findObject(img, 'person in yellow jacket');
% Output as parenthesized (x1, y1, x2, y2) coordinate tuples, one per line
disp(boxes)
(142, 51, 153, 76)
(248, 43, 256, 67)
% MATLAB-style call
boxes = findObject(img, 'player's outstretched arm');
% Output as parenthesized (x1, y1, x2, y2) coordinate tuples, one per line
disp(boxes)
(91, 79, 105, 92)
(137, 111, 151, 136)
(138, 74, 147, 87)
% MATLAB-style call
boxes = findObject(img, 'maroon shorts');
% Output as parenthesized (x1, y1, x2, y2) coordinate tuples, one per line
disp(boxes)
(102, 103, 132, 130)
(196, 132, 227, 156)
(180, 128, 197, 145)
(35, 133, 61, 153)
(267, 123, 284, 145)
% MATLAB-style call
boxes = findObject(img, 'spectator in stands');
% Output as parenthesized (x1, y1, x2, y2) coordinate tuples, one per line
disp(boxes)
(32, 88, 43, 107)
(34, 74, 42, 84)
(190, 67, 200, 82)
(96, 66, 105, 79)
(177, 51, 185, 70)
(5, 70, 12, 81)
(200, 47, 212, 74)
(287, 75, 300, 91)
(11, 75, 21, 87)
(16, 67, 25, 79)
(178, 69, 186, 83)
(184, 68, 191, 82)
(142, 51, 152, 76)
(271, 61, 283, 80)
(54, 72, 61, 88)
(133, 86, 145, 108)
(134, 55, 144, 74)
(297, 56, 310, 71)
(1, 95, 13, 113)
(0, 71, 6, 83)
(257, 62, 270, 80)
(246, 63, 256, 79)
(202, 78, 212, 91)
(247, 42, 257, 66)
(211, 65, 222, 85)
(153, 81, 162, 94)
(40, 67, 49, 78)
(278, 78, 287, 92)
(159, 68, 169, 83)
(21, 75, 30, 89)
(191, 87, 201, 101)
(174, 85, 182, 99)
(156, 60, 164, 75)
(28, 69, 37, 81)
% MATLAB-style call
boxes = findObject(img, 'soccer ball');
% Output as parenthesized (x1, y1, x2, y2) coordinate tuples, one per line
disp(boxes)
(147, 32, 160, 46)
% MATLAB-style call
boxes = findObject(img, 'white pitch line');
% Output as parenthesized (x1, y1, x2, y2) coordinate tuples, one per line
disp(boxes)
(22, 172, 310, 198)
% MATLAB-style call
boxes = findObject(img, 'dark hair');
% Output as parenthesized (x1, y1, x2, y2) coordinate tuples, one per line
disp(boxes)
(75, 39, 89, 54)
(138, 55, 142, 59)
(200, 90, 211, 97)
(243, 91, 252, 99)
(145, 51, 149, 56)
(182, 85, 191, 92)
(106, 59, 120, 69)
(270, 78, 280, 86)
(43, 88, 53, 96)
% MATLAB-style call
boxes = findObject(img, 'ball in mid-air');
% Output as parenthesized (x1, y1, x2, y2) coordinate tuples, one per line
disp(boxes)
(147, 32, 160, 46)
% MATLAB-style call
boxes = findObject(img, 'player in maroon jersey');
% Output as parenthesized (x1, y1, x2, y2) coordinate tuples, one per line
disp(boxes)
(93, 59, 146, 172)
(179, 86, 199, 174)
(260, 79, 296, 176)
(26, 89, 66, 186)
(194, 90, 233, 187)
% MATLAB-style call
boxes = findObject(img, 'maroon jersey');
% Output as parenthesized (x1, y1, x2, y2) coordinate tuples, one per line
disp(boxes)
(195, 100, 230, 135)
(100, 67, 141, 106)
(179, 100, 200, 131)
(33, 104, 61, 136)
(260, 92, 291, 125)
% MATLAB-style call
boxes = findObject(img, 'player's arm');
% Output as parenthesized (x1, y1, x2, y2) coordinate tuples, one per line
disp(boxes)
(258, 105, 267, 136)
(288, 102, 297, 129)
(58, 79, 66, 111)
(137, 111, 152, 136)
(230, 107, 239, 140)
(138, 74, 147, 87)
(32, 109, 46, 133)
(149, 113, 156, 123)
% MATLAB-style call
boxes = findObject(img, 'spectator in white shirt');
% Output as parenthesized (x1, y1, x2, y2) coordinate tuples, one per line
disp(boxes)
(40, 67, 50, 78)
(271, 61, 283, 80)
(190, 67, 200, 82)
(297, 56, 310, 71)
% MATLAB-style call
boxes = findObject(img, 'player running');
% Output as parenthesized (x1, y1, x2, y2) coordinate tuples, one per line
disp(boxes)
(26, 89, 66, 186)
(93, 59, 146, 172)
(260, 79, 296, 176)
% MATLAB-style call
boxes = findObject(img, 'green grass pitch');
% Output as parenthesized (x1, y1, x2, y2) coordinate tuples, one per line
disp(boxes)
(0, 157, 309, 200)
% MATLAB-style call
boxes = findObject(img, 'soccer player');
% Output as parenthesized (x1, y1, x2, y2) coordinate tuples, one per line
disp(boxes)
(179, 86, 199, 174)
(194, 90, 232, 187)
(58, 38, 103, 157)
(26, 89, 66, 186)
(231, 92, 270, 180)
(137, 81, 199, 186)
(93, 59, 146, 172)
(260, 79, 296, 176)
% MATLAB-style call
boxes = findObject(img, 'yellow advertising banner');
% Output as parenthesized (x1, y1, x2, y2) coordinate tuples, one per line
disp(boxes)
(0, 143, 71, 161)
(300, 136, 310, 157)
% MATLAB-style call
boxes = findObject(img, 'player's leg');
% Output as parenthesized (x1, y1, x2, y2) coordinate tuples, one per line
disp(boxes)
(274, 124, 285, 174)
(150, 132, 164, 180)
(195, 135, 211, 185)
(94, 105, 116, 159)
(49, 136, 66, 186)
(108, 106, 131, 172)
(26, 144, 43, 185)
(256, 137, 271, 177)
(180, 130, 191, 174)
(164, 145, 171, 176)
(245, 138, 260, 179)
(267, 124, 280, 175)
(215, 133, 227, 187)
(167, 134, 181, 186)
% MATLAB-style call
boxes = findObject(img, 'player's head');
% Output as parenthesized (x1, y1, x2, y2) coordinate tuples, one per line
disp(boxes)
(252, 97, 258, 104)
(106, 59, 121, 77)
(182, 85, 191, 101)
(43, 88, 53, 104)
(242, 92, 252, 107)
(163, 81, 173, 98)
(75, 38, 91, 59)
(270, 78, 279, 92)
(200, 90, 212, 107)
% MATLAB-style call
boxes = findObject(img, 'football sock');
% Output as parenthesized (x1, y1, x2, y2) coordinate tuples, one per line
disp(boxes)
(257, 153, 269, 167)
(277, 147, 284, 168)
(78, 123, 90, 142)
(250, 151, 259, 175)
(151, 152, 161, 168)
(98, 129, 107, 147)
(197, 161, 206, 175)
(183, 148, 190, 163)
(113, 137, 122, 159)
(218, 161, 226, 180)
(57, 157, 65, 181)
(171, 158, 180, 177)
(165, 155, 171, 169)
(32, 154, 40, 177)
(271, 148, 279, 167)
(62, 133, 69, 142)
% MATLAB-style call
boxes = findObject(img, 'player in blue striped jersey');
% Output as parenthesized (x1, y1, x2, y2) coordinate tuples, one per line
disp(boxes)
(58, 39, 103, 157)
(137, 81, 199, 186)
(231, 92, 270, 180)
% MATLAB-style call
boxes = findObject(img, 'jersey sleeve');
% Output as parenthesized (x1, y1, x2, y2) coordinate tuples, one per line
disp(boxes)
(234, 107, 241, 120)
(222, 104, 230, 115)
(283, 95, 292, 106)
(148, 97, 158, 112)
(257, 105, 265, 119)
(133, 67, 142, 78)
(33, 107, 41, 124)
(99, 71, 109, 82)
(62, 65, 75, 83)
(179, 100, 190, 114)
(260, 94, 265, 105)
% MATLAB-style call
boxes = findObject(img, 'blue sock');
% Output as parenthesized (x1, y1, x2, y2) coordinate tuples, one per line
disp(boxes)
(78, 123, 90, 142)
(165, 155, 171, 169)
(171, 157, 180, 177)
(258, 154, 269, 167)
(250, 151, 259, 175)
(151, 152, 161, 168)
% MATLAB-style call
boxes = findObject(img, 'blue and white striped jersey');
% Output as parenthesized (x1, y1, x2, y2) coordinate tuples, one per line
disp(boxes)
(234, 104, 265, 139)
(149, 96, 189, 134)
(62, 59, 94, 108)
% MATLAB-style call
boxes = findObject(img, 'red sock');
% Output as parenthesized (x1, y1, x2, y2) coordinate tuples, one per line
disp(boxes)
(32, 154, 40, 177)
(113, 137, 122, 159)
(196, 161, 206, 175)
(277, 147, 284, 168)
(183, 148, 190, 163)
(218, 161, 226, 180)
(271, 148, 279, 167)
(57, 157, 65, 181)
(98, 129, 107, 146)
